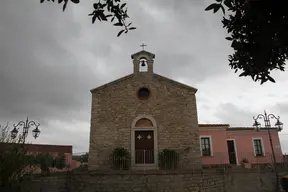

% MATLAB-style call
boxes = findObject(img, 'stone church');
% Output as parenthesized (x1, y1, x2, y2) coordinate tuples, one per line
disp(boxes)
(88, 48, 201, 170)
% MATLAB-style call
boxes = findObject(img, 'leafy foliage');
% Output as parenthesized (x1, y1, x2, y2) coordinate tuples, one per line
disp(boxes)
(40, 0, 136, 37)
(158, 149, 179, 170)
(110, 147, 130, 169)
(34, 153, 54, 173)
(205, 0, 288, 84)
(34, 152, 67, 172)
(54, 152, 67, 169)
(80, 152, 88, 163)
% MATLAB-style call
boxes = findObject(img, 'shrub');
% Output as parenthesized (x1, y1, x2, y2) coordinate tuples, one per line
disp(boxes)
(158, 149, 179, 170)
(110, 148, 130, 170)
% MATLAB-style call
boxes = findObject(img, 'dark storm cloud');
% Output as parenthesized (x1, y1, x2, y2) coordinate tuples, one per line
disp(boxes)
(73, 0, 231, 82)
(0, 0, 245, 152)
(130, 0, 232, 82)
(0, 1, 95, 123)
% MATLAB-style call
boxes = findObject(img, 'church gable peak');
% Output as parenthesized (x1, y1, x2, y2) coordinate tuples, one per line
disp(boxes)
(131, 50, 155, 60)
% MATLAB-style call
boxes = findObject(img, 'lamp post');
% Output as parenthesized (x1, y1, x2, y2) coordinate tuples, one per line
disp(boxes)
(10, 117, 40, 141)
(253, 111, 283, 192)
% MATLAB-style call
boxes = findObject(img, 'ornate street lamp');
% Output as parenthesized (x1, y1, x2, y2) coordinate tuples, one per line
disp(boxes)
(253, 111, 283, 192)
(11, 117, 40, 140)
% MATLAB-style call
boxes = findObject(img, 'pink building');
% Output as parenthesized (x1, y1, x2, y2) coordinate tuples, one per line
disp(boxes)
(0, 143, 75, 171)
(199, 124, 283, 167)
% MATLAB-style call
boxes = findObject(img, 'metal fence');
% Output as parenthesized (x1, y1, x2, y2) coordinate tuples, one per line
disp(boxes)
(73, 148, 288, 169)
(72, 150, 288, 171)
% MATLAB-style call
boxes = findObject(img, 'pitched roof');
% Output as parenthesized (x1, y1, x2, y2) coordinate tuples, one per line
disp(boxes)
(199, 124, 230, 127)
(90, 74, 133, 93)
(153, 74, 197, 92)
(131, 50, 155, 59)
(90, 73, 198, 93)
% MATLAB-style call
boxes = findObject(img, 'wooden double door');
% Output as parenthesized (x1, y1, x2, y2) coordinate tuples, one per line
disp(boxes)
(135, 130, 154, 164)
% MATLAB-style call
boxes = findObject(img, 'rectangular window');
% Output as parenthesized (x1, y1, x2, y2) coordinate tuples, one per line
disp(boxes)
(253, 139, 264, 156)
(201, 137, 212, 156)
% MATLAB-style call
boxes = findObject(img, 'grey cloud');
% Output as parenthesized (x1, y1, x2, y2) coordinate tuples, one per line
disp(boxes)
(214, 103, 256, 127)
(275, 102, 288, 114)
(0, 0, 255, 152)
(0, 1, 93, 122)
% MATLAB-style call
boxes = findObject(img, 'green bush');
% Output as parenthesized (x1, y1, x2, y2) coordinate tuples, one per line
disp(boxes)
(54, 153, 66, 169)
(110, 148, 130, 170)
(34, 153, 54, 173)
(158, 149, 179, 170)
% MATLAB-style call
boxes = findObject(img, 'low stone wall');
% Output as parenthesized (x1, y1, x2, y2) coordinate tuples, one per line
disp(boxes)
(20, 168, 287, 192)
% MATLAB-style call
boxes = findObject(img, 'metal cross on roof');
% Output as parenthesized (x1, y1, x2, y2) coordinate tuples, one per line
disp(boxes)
(140, 43, 147, 50)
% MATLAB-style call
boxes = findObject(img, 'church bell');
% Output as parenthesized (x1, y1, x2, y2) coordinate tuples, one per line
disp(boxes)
(141, 60, 146, 67)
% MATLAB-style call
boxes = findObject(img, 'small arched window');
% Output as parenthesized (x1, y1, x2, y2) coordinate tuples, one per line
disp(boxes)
(135, 118, 153, 127)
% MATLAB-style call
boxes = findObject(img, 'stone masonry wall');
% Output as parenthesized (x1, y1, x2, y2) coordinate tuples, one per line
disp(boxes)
(89, 73, 201, 170)
(20, 169, 287, 192)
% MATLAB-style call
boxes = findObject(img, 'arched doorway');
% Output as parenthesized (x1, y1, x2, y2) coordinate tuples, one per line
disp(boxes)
(131, 115, 158, 168)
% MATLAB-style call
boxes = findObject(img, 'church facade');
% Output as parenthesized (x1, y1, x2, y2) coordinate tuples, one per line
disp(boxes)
(88, 49, 202, 170)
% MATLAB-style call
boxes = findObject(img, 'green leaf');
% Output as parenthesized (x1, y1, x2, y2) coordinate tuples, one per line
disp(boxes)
(120, 3, 126, 9)
(99, 12, 107, 21)
(223, 0, 233, 8)
(129, 27, 136, 30)
(62, 1, 68, 11)
(205, 3, 220, 11)
(239, 72, 247, 77)
(220, 5, 225, 14)
(114, 22, 123, 26)
(92, 14, 97, 24)
(231, 40, 238, 48)
(267, 75, 276, 83)
(213, 5, 221, 13)
(225, 37, 233, 41)
(117, 30, 125, 37)
(93, 3, 98, 9)
(40, 0, 45, 3)
(70, 0, 79, 3)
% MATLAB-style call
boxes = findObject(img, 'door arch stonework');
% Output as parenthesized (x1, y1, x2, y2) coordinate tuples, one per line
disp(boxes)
(131, 115, 158, 169)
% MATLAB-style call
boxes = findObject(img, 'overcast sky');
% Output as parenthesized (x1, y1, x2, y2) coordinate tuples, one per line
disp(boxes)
(0, 0, 288, 154)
